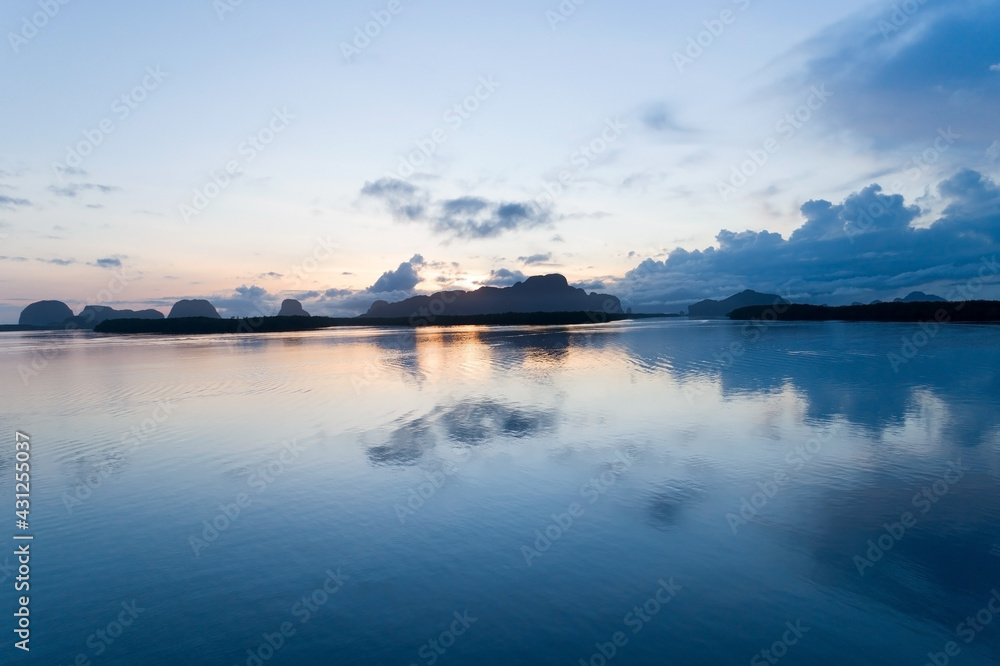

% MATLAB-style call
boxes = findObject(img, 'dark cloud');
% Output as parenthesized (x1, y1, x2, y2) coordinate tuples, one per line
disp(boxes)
(94, 257, 122, 268)
(787, 0, 1000, 150)
(361, 179, 551, 239)
(480, 268, 526, 287)
(37, 257, 76, 266)
(368, 254, 425, 293)
(618, 169, 1000, 311)
(436, 199, 550, 239)
(518, 253, 552, 265)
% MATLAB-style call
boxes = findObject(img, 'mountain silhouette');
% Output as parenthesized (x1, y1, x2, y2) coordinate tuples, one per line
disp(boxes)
(278, 299, 310, 317)
(70, 305, 164, 328)
(360, 274, 623, 319)
(688, 290, 789, 318)
(19, 300, 74, 326)
(168, 299, 221, 319)
(894, 291, 946, 303)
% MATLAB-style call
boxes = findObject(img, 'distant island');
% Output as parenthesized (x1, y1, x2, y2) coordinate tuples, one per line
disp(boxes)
(10, 275, 643, 334)
(729, 300, 1000, 323)
(7, 278, 994, 336)
(688, 290, 788, 318)
(361, 274, 624, 318)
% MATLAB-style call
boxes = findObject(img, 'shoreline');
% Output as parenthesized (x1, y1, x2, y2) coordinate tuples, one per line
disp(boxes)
(728, 300, 1000, 323)
(86, 312, 662, 335)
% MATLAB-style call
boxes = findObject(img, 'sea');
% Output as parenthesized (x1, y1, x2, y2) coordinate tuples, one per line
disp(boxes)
(1, 318, 998, 665)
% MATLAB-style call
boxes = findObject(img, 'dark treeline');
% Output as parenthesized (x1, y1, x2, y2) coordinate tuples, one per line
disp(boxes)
(94, 312, 634, 334)
(728, 300, 1000, 323)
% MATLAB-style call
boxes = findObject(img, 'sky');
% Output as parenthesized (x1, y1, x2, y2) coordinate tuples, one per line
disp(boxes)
(1, 0, 999, 320)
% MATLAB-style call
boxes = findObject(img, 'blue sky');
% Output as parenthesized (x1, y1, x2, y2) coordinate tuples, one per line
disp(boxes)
(1, 0, 998, 319)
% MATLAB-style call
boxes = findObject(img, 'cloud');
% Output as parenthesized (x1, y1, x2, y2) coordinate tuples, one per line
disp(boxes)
(436, 198, 550, 239)
(360, 178, 427, 221)
(480, 268, 526, 287)
(94, 257, 122, 268)
(0, 195, 30, 208)
(48, 183, 120, 197)
(368, 254, 425, 293)
(574, 279, 607, 291)
(785, 0, 1000, 150)
(640, 102, 688, 133)
(518, 253, 552, 265)
(361, 179, 551, 239)
(53, 166, 88, 178)
(617, 169, 1000, 311)
(211, 284, 278, 317)
(37, 257, 77, 266)
(991, 63, 1000, 72)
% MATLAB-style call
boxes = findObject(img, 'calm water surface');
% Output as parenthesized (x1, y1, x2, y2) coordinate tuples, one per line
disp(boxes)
(1, 319, 998, 665)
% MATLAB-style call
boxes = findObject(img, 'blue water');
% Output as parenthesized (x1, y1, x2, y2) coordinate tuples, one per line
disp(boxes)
(1, 319, 998, 665)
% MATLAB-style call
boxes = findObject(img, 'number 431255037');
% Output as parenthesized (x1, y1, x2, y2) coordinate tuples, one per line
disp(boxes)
(15, 431, 30, 502)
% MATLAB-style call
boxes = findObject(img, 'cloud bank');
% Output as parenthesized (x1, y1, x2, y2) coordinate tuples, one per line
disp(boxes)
(619, 169, 1000, 311)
